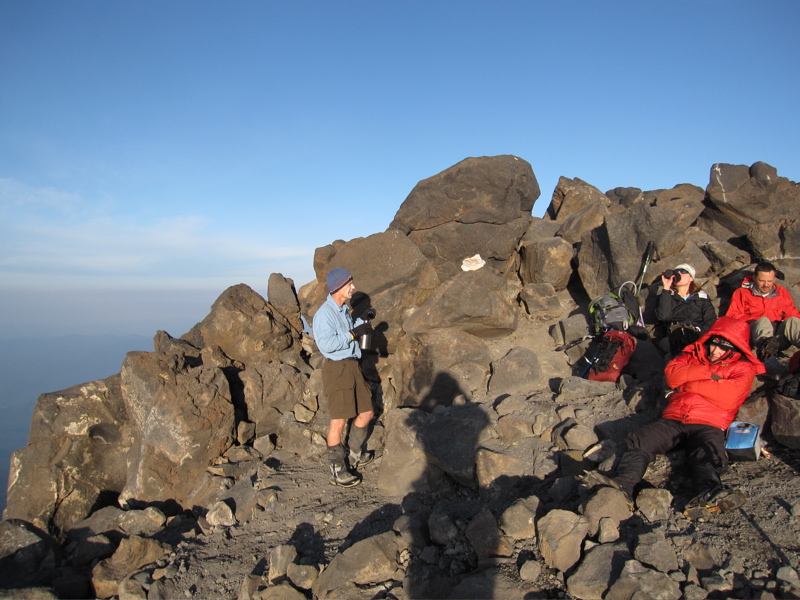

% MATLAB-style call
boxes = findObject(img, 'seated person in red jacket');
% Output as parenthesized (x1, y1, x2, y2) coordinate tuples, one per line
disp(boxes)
(725, 261, 800, 360)
(585, 316, 765, 508)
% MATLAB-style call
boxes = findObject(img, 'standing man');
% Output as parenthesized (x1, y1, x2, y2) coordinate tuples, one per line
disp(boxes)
(312, 268, 375, 487)
(725, 262, 800, 360)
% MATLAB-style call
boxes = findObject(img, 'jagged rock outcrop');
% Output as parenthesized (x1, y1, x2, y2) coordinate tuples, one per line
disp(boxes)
(4, 156, 800, 599)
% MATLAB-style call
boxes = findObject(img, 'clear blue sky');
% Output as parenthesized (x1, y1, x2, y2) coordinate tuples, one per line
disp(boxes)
(1, 1, 798, 339)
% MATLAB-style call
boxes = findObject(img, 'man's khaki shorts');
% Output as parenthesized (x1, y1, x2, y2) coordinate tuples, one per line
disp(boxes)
(321, 358, 373, 419)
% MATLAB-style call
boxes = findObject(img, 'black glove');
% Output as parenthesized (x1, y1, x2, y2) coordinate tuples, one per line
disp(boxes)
(628, 325, 650, 340)
(350, 322, 373, 339)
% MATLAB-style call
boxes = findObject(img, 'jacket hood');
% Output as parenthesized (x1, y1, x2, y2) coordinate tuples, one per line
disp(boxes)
(692, 316, 766, 374)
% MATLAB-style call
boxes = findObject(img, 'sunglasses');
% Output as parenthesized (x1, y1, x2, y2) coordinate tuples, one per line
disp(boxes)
(673, 268, 690, 276)
(708, 336, 735, 351)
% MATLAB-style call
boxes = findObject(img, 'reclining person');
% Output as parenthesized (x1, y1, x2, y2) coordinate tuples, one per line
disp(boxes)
(585, 316, 765, 510)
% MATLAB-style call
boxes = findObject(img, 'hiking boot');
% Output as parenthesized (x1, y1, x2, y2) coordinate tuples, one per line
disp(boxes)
(757, 336, 781, 361)
(582, 470, 635, 511)
(684, 486, 746, 520)
(348, 449, 375, 470)
(329, 463, 361, 487)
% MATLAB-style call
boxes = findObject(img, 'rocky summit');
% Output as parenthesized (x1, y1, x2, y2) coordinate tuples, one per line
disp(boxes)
(2, 155, 800, 599)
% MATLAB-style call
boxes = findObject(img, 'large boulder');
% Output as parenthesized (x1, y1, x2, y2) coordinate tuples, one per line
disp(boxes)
(240, 362, 309, 438)
(577, 201, 688, 299)
(377, 405, 491, 496)
(395, 329, 491, 410)
(403, 267, 518, 339)
(4, 376, 133, 536)
(703, 162, 800, 241)
(518, 236, 574, 291)
(118, 348, 236, 508)
(184, 284, 298, 367)
(390, 155, 539, 279)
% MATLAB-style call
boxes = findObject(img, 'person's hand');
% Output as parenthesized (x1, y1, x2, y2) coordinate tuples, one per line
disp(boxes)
(350, 322, 373, 339)
(661, 275, 674, 291)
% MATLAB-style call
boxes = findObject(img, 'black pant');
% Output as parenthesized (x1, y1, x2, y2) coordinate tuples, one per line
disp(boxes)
(613, 418, 727, 496)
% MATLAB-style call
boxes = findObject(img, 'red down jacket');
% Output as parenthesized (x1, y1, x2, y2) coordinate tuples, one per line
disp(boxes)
(662, 316, 766, 430)
(725, 276, 800, 323)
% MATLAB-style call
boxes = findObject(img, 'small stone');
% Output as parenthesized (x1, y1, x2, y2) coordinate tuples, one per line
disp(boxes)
(520, 560, 541, 582)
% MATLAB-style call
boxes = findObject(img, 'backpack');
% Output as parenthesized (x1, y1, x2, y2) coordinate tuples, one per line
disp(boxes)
(588, 291, 636, 334)
(586, 329, 637, 383)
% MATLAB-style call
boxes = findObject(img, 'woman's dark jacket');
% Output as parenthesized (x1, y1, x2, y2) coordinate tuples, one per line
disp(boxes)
(655, 288, 717, 333)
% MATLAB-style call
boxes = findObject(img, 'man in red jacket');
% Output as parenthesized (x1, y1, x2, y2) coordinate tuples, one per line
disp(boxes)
(725, 262, 800, 360)
(585, 317, 765, 511)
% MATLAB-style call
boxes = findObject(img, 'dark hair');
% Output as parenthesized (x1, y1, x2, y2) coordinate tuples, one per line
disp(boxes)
(754, 262, 777, 275)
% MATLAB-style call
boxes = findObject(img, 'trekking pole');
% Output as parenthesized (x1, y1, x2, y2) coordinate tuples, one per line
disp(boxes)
(634, 241, 656, 297)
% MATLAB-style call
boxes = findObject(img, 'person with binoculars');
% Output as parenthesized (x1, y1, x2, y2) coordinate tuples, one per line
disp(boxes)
(655, 263, 716, 357)
(312, 268, 376, 487)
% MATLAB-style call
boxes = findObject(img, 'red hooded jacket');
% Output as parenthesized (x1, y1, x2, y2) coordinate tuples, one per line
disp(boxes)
(725, 276, 800, 323)
(662, 316, 766, 430)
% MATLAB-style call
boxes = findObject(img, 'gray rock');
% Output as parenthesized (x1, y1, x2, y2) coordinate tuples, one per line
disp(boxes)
(635, 488, 673, 523)
(241, 362, 308, 439)
(403, 267, 518, 339)
(547, 176, 611, 223)
(187, 283, 297, 366)
(206, 501, 236, 527)
(488, 346, 542, 395)
(520, 283, 564, 318)
(268, 545, 297, 585)
(4, 376, 133, 535)
(769, 394, 800, 449)
(519, 560, 542, 582)
(267, 273, 303, 333)
(0, 519, 61, 589)
(390, 155, 539, 280)
(428, 510, 460, 546)
(519, 237, 574, 291)
(605, 559, 681, 600)
(499, 496, 540, 540)
(537, 509, 589, 573)
(567, 542, 630, 600)
(118, 348, 236, 509)
(286, 562, 318, 591)
(558, 377, 617, 401)
(465, 508, 514, 560)
(311, 531, 399, 599)
(634, 530, 679, 573)
(580, 486, 632, 537)
(90, 536, 171, 600)
(597, 517, 619, 544)
(258, 583, 308, 600)
(399, 329, 492, 409)
(705, 162, 800, 241)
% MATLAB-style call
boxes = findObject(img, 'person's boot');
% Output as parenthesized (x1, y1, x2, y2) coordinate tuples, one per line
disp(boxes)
(684, 485, 746, 520)
(327, 444, 361, 487)
(347, 424, 374, 470)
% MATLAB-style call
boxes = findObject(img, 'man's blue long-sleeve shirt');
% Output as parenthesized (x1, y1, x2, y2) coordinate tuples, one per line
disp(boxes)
(312, 294, 364, 360)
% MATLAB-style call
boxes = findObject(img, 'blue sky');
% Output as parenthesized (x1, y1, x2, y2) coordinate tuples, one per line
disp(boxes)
(1, 1, 798, 340)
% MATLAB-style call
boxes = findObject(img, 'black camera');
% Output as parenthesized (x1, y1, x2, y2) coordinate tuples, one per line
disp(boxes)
(364, 308, 377, 321)
(662, 269, 675, 279)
